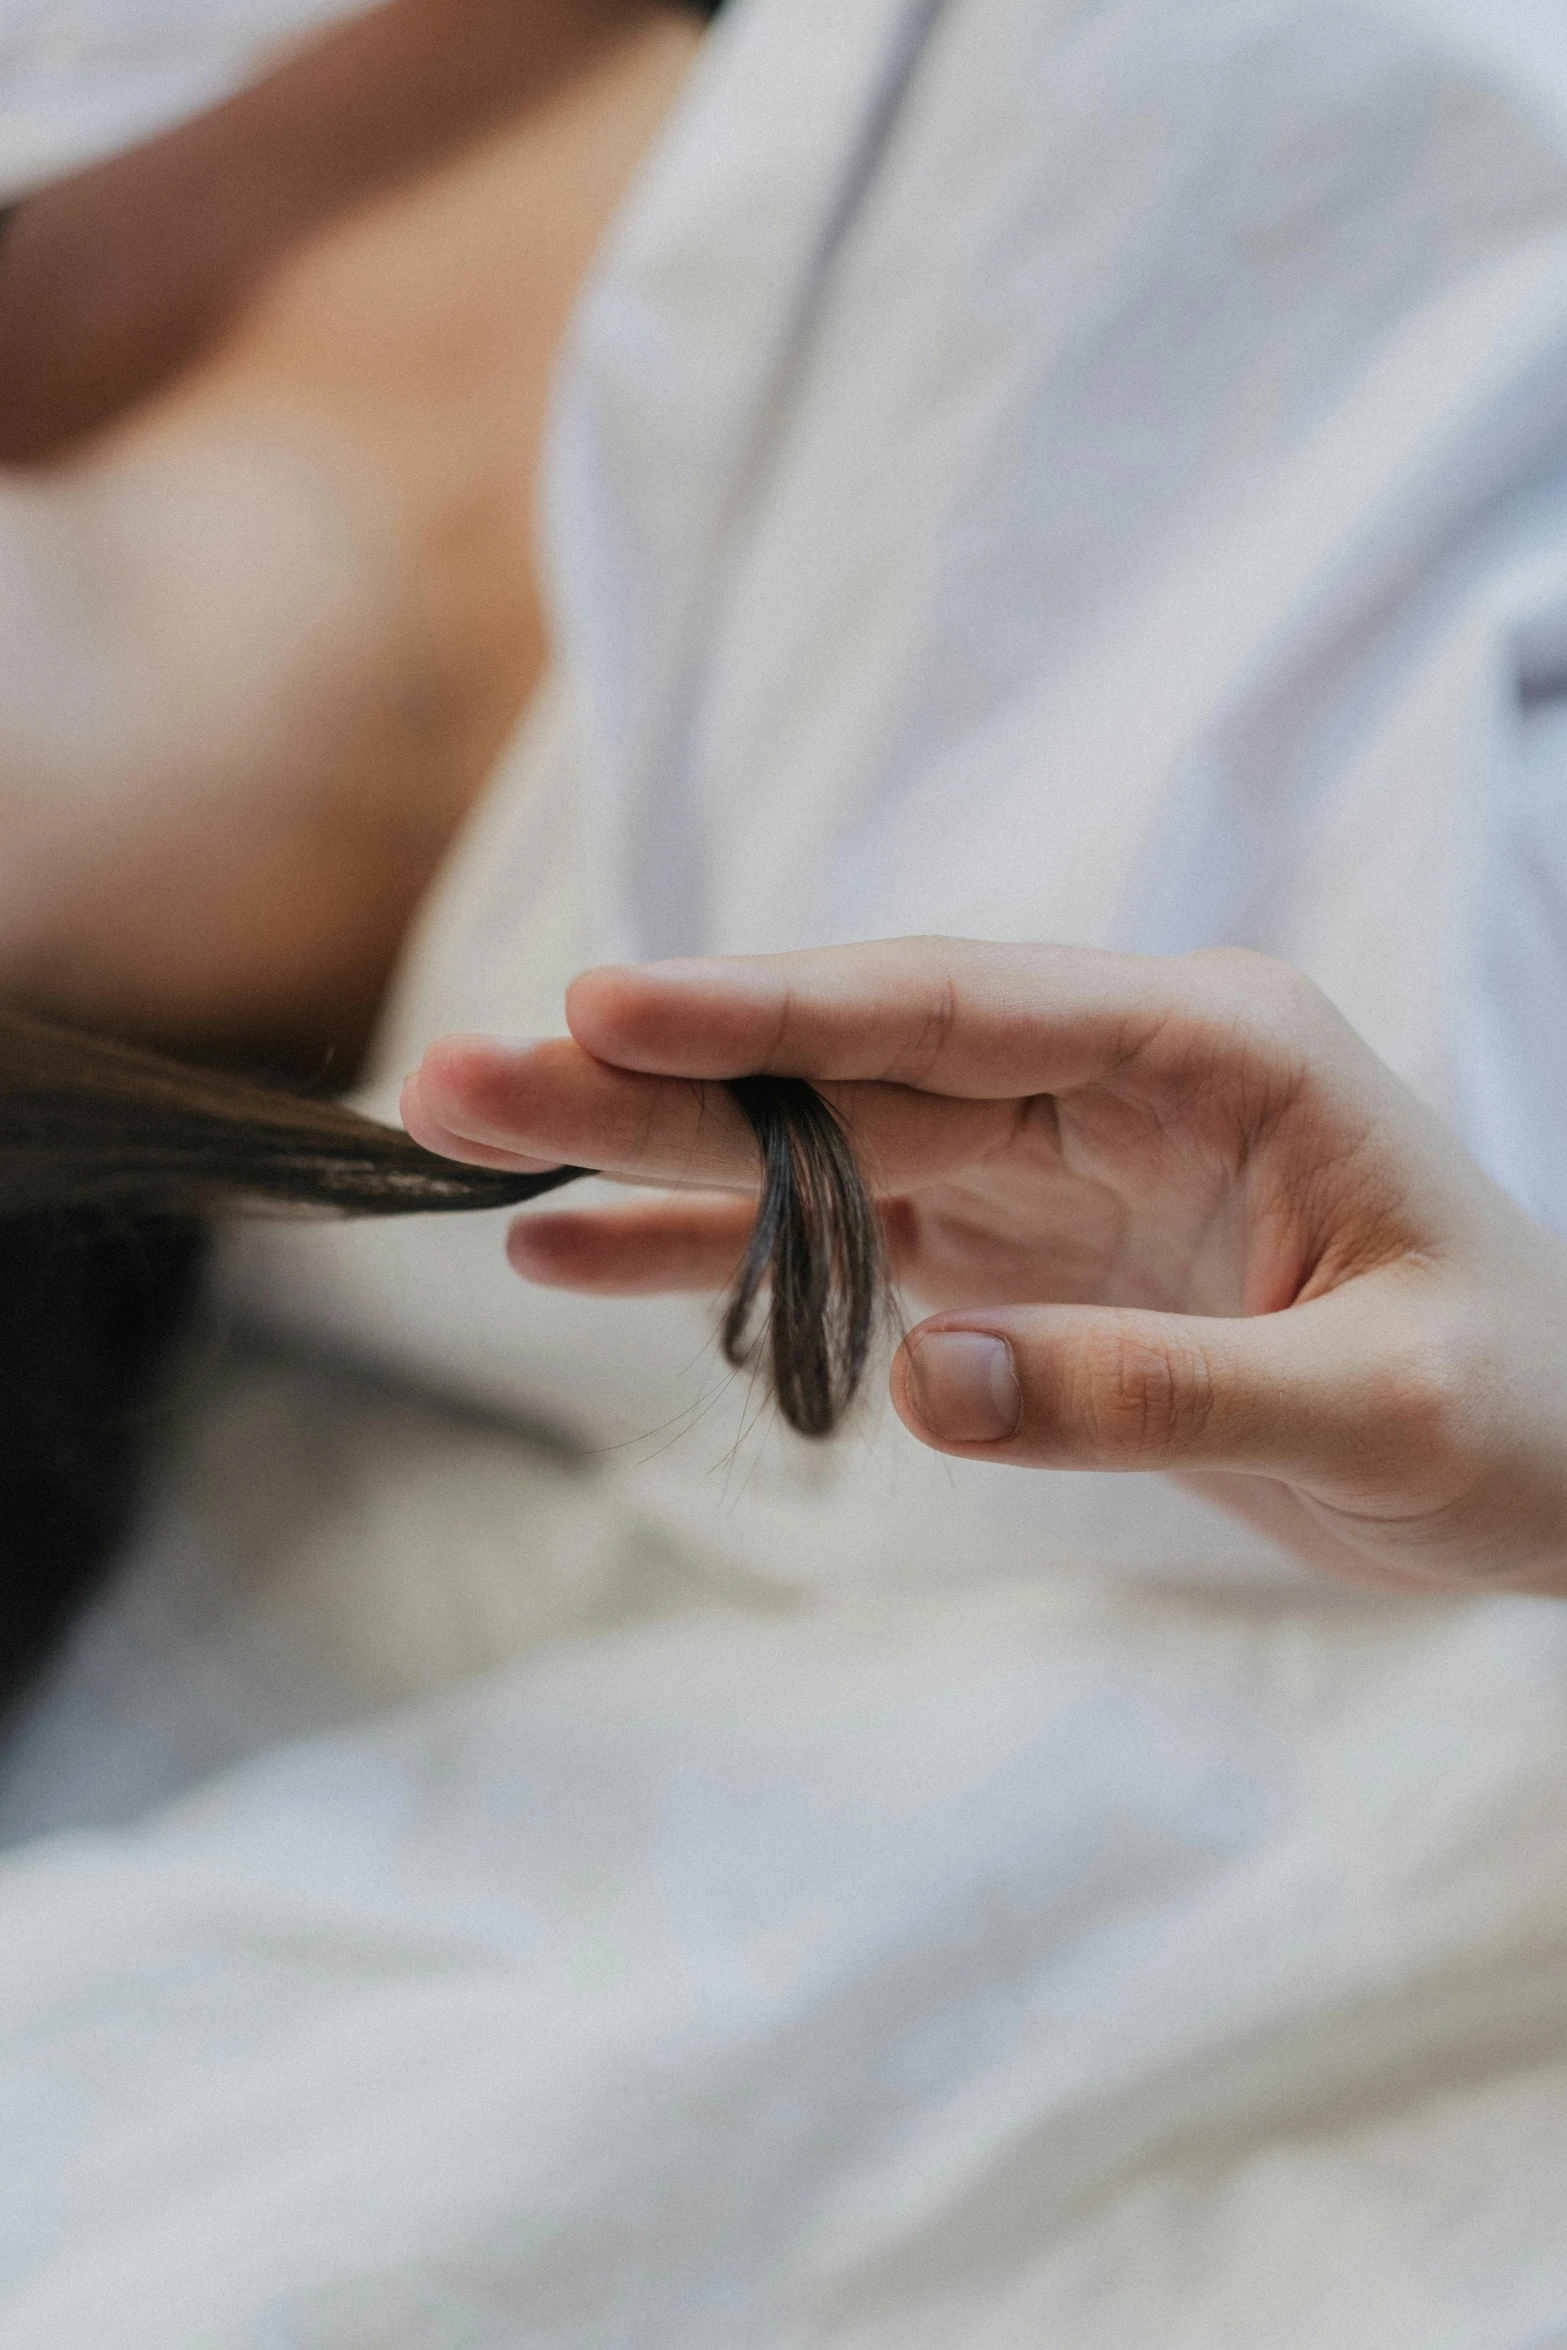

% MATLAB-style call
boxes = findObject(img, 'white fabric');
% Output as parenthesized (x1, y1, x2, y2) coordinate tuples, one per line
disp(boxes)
(5, 0, 1567, 2340)
(0, 0, 379, 204)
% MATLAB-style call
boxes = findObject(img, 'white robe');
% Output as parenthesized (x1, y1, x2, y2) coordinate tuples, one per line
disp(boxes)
(3, 2, 1567, 2341)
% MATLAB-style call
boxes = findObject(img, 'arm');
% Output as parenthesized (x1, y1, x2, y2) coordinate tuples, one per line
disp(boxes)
(0, 0, 681, 461)
(402, 938, 1567, 1596)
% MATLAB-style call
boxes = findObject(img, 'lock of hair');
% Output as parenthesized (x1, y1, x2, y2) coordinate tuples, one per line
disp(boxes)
(721, 1075, 885, 1439)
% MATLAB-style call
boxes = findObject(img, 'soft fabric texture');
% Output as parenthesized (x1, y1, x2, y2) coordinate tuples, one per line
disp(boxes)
(4, 1, 1567, 2340)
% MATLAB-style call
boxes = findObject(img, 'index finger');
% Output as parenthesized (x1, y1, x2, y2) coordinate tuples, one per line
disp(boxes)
(564, 937, 1187, 1098)
(403, 1034, 1013, 1194)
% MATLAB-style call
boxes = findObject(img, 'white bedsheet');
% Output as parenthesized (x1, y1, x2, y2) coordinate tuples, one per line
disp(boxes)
(4, 1, 1567, 2340)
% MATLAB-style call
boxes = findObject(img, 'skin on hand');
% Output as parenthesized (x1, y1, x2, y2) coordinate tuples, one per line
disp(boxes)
(402, 937, 1567, 1597)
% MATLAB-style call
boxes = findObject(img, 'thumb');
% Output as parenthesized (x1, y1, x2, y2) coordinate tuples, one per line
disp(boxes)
(890, 1295, 1408, 1478)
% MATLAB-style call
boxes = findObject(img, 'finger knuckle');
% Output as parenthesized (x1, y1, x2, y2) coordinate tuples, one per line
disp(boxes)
(885, 971, 961, 1086)
(1075, 1324, 1212, 1459)
(1185, 948, 1330, 1043)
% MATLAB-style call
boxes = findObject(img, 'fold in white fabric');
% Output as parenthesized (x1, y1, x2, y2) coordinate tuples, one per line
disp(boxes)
(0, 0, 378, 203)
(4, 2, 1567, 2341)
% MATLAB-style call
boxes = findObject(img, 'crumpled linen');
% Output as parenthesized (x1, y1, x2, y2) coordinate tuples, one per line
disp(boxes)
(3, 1561, 1567, 2349)
(4, 1, 1567, 2341)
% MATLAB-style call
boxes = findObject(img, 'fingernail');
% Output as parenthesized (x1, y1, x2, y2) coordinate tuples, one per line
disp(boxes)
(908, 1333, 1021, 1443)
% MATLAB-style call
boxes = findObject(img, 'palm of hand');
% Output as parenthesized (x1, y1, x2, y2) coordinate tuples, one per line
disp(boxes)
(873, 1021, 1379, 1325)
(843, 1015, 1538, 1591)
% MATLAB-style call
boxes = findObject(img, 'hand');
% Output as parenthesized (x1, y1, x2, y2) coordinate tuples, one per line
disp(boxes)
(402, 938, 1567, 1595)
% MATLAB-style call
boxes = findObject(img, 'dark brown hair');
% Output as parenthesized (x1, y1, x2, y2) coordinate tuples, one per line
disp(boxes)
(721, 1075, 883, 1439)
(0, 1010, 883, 1701)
